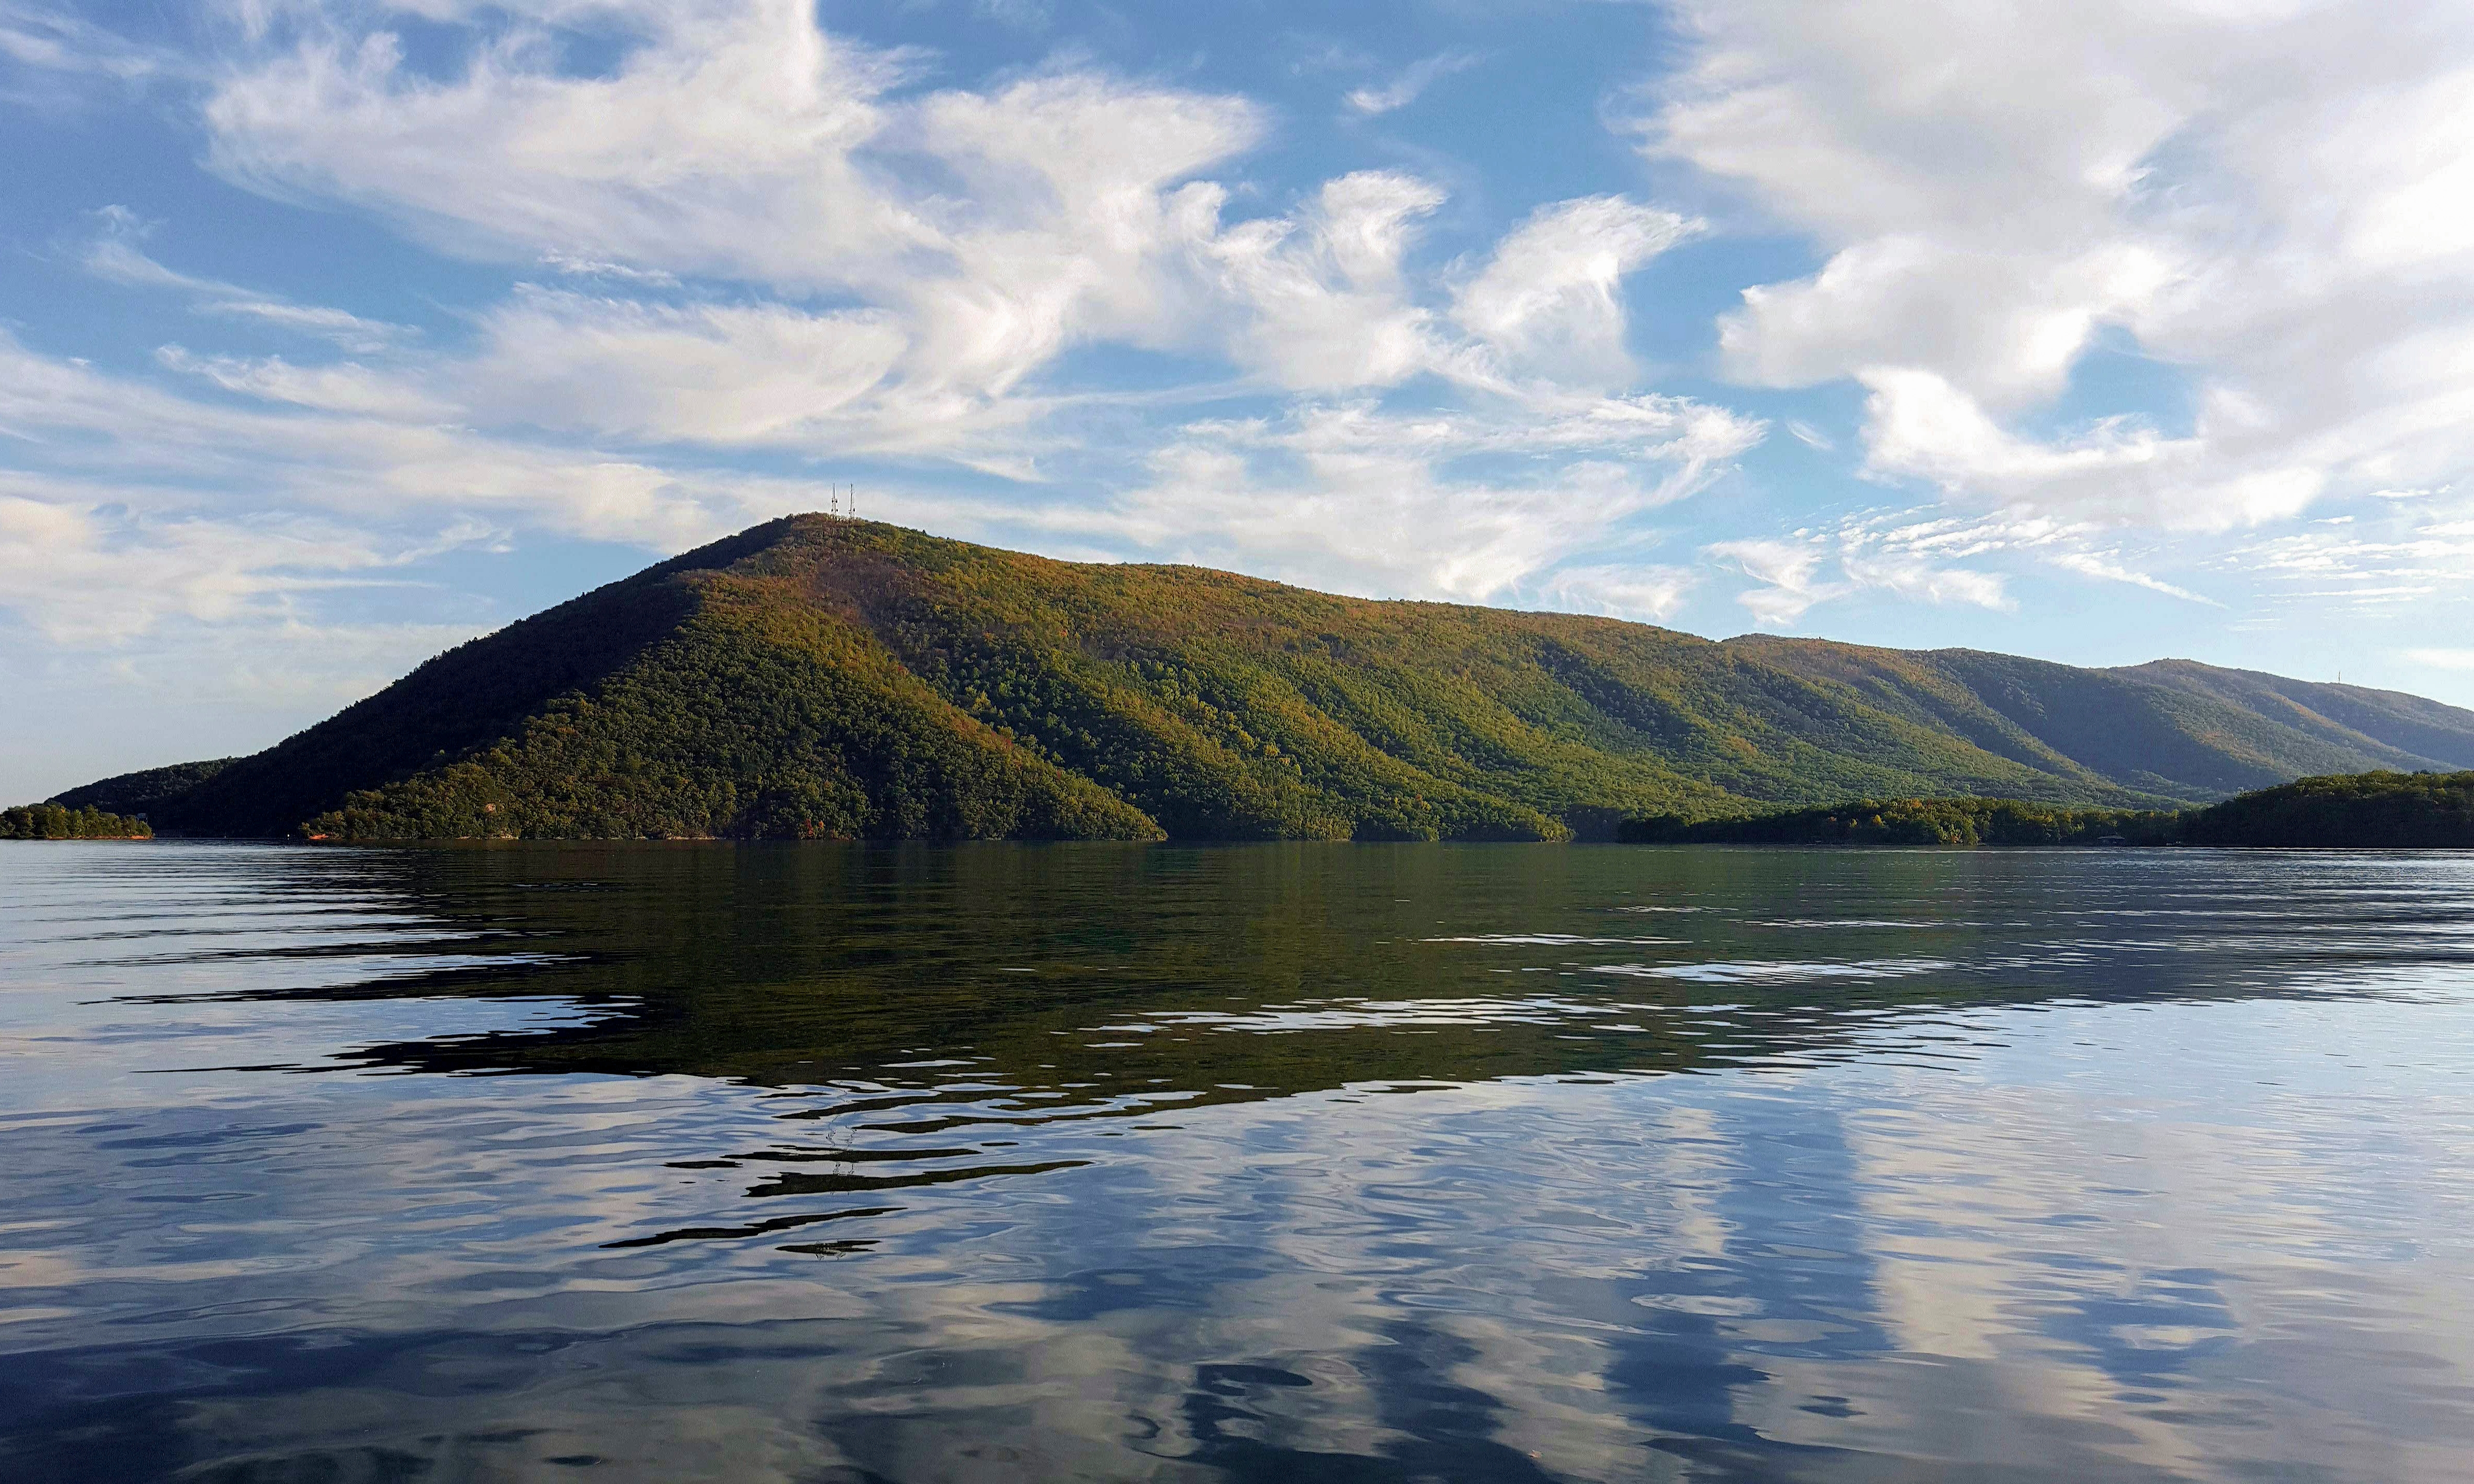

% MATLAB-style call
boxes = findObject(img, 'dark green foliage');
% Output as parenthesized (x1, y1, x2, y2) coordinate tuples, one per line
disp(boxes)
(49, 758, 235, 815)
(147, 561, 712, 837)
(1621, 797, 2174, 845)
(304, 584, 1159, 841)
(1623, 770, 2474, 848)
(1, 803, 152, 839)
(2177, 770, 2474, 846)
(66, 517, 2474, 841)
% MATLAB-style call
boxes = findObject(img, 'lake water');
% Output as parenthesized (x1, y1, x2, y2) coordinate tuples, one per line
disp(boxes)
(3, 841, 2471, 1482)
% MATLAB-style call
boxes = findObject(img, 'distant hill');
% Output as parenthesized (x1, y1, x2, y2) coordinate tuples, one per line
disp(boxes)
(52, 516, 2474, 840)
(1623, 771, 2474, 848)
(2112, 660, 2474, 771)
(1725, 640, 2464, 797)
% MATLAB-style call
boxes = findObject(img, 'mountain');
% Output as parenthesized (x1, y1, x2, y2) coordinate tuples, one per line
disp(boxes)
(50, 758, 235, 816)
(1723, 639, 2467, 798)
(2111, 659, 2474, 771)
(53, 516, 2474, 841)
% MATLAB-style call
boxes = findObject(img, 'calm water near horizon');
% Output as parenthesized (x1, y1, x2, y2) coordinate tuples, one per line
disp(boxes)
(3, 840, 2471, 1482)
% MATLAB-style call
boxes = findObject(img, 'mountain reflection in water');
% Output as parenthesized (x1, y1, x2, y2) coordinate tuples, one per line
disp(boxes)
(2, 841, 2471, 1482)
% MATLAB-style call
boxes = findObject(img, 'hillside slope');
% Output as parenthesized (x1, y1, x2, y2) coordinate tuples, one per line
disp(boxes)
(2115, 660, 2474, 770)
(66, 516, 2474, 840)
(1723, 639, 2458, 796)
(51, 759, 236, 816)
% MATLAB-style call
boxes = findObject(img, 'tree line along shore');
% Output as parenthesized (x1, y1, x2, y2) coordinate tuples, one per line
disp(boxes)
(8, 769, 2468, 849)
(1, 803, 152, 840)
(1618, 769, 2474, 849)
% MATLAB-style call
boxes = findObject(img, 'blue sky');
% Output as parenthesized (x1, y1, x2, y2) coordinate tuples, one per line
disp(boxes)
(7, 0, 2474, 799)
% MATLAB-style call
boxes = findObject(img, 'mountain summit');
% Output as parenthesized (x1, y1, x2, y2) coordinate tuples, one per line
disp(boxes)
(62, 517, 2474, 840)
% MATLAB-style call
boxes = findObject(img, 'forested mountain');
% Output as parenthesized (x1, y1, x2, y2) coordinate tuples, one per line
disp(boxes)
(2112, 659, 2474, 770)
(1714, 640, 2472, 798)
(51, 758, 235, 816)
(54, 516, 2474, 840)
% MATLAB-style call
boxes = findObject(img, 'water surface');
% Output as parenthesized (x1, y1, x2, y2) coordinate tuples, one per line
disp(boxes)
(3, 842, 2470, 1481)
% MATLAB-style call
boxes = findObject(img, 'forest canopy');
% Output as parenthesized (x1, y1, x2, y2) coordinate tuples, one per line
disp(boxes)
(2, 803, 153, 840)
(1620, 771, 2474, 849)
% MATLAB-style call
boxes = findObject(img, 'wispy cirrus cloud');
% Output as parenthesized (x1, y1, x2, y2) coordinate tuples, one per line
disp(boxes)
(0, 1, 168, 91)
(81, 206, 417, 353)
(1701, 506, 2244, 627)
(1343, 50, 1480, 117)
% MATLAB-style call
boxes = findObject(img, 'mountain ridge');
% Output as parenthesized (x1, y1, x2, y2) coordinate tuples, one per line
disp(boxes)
(53, 515, 2474, 840)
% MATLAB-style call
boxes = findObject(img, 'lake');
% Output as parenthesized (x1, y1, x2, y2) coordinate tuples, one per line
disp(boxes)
(2, 841, 2470, 1482)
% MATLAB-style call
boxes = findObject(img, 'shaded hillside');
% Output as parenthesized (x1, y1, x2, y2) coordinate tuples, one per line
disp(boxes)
(1725, 638, 2454, 796)
(50, 758, 235, 817)
(82, 516, 2474, 840)
(2116, 660, 2474, 770)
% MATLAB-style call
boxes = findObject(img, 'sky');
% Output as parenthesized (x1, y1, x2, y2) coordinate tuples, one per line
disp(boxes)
(6, 0, 2474, 800)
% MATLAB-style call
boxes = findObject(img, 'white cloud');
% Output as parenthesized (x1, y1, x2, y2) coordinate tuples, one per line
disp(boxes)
(1857, 366, 2323, 531)
(1705, 538, 1842, 625)
(1452, 197, 1701, 387)
(1109, 393, 1760, 602)
(0, 489, 409, 645)
(1851, 506, 2227, 610)
(901, 74, 1264, 387)
(460, 289, 911, 447)
(2221, 512, 2474, 617)
(187, 5, 1728, 436)
(0, 329, 851, 562)
(538, 252, 680, 287)
(1540, 564, 1697, 624)
(2405, 648, 2474, 671)
(1723, 238, 2173, 411)
(1198, 171, 1445, 390)
(2044, 550, 2220, 606)
(1840, 552, 2011, 612)
(1344, 50, 1479, 117)
(1647, 0, 2474, 529)
(202, 9, 1264, 407)
(82, 206, 417, 353)
(203, 1, 930, 288)
(156, 346, 455, 419)
(1708, 511, 2029, 627)
(0, 2, 165, 87)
